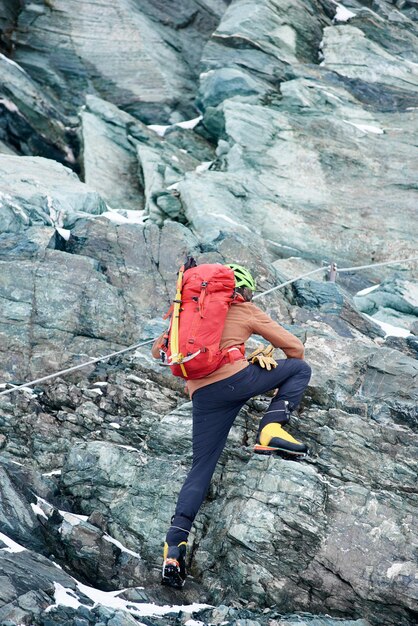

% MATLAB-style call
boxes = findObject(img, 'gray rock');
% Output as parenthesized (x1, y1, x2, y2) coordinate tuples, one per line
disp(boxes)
(183, 85, 418, 266)
(0, 547, 79, 615)
(0, 154, 105, 233)
(0, 217, 201, 381)
(322, 24, 418, 92)
(0, 53, 77, 167)
(136, 133, 199, 224)
(81, 97, 144, 212)
(354, 277, 418, 332)
(8, 0, 229, 123)
(0, 464, 45, 552)
(41, 505, 146, 590)
(0, 1, 418, 624)
(198, 0, 332, 108)
(60, 440, 188, 564)
(164, 126, 216, 163)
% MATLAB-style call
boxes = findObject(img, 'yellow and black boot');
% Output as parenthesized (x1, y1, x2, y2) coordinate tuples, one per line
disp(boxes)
(254, 422, 308, 457)
(162, 541, 187, 589)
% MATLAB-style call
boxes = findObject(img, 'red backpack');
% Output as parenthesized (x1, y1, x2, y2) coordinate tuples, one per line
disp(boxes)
(159, 263, 243, 379)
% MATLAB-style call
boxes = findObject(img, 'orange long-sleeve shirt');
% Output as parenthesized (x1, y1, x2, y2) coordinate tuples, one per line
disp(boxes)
(152, 301, 304, 397)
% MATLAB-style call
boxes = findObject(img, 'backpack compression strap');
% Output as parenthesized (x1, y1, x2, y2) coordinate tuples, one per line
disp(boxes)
(170, 264, 188, 377)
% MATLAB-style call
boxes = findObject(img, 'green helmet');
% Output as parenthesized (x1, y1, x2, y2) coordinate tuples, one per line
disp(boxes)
(226, 264, 256, 291)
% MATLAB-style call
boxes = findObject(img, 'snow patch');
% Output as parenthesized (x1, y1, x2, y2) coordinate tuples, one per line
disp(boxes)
(104, 535, 141, 559)
(0, 98, 20, 114)
(364, 314, 412, 338)
(76, 582, 211, 618)
(56, 227, 71, 241)
(93, 381, 108, 387)
(48, 580, 211, 618)
(60, 510, 89, 525)
(0, 53, 27, 74)
(147, 124, 168, 137)
(31, 502, 48, 520)
(43, 469, 62, 476)
(333, 4, 357, 22)
(343, 120, 384, 134)
(0, 532, 26, 553)
(195, 161, 212, 173)
(46, 583, 81, 611)
(356, 284, 380, 296)
(102, 209, 145, 224)
(109, 422, 121, 429)
(175, 116, 202, 130)
(207, 212, 252, 232)
(148, 116, 202, 137)
(115, 444, 140, 452)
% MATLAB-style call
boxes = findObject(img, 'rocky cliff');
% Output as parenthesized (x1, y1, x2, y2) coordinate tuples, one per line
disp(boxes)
(0, 1, 417, 625)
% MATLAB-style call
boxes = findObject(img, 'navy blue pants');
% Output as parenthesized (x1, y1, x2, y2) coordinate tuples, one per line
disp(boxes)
(166, 358, 311, 545)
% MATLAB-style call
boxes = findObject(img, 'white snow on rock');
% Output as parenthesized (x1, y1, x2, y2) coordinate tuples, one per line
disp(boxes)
(207, 212, 252, 232)
(77, 582, 211, 618)
(343, 120, 384, 134)
(42, 469, 62, 476)
(0, 98, 20, 114)
(0, 532, 26, 553)
(56, 227, 71, 241)
(148, 116, 202, 136)
(333, 3, 357, 22)
(93, 381, 108, 387)
(47, 581, 211, 618)
(104, 535, 141, 559)
(109, 422, 121, 429)
(147, 124, 169, 136)
(195, 161, 212, 173)
(31, 502, 48, 520)
(174, 116, 202, 130)
(356, 284, 381, 296)
(46, 583, 81, 611)
(364, 314, 412, 338)
(0, 53, 27, 73)
(37, 496, 90, 526)
(60, 510, 89, 525)
(102, 209, 145, 225)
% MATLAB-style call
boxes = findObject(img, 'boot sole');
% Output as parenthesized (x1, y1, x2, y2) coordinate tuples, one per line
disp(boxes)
(253, 444, 307, 459)
(161, 564, 185, 589)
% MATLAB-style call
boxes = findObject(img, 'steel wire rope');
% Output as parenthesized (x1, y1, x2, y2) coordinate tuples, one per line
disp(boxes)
(0, 254, 417, 398)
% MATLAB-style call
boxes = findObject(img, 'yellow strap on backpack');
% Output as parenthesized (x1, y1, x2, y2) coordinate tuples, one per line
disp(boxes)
(170, 265, 187, 377)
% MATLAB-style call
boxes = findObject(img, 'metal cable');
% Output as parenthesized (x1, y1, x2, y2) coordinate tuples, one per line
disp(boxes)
(253, 266, 329, 300)
(337, 255, 418, 273)
(1, 254, 416, 398)
(0, 339, 155, 398)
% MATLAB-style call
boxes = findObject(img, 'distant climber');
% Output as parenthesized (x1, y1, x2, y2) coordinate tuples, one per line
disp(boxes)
(151, 260, 311, 589)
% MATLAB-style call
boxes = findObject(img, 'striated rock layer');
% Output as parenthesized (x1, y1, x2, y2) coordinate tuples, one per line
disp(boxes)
(0, 1, 417, 625)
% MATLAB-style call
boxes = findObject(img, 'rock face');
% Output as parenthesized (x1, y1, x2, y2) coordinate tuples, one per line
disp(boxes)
(7, 0, 230, 123)
(0, 1, 417, 626)
(0, 53, 78, 168)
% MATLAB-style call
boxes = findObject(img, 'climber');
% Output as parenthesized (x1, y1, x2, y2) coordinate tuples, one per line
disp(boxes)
(151, 262, 311, 590)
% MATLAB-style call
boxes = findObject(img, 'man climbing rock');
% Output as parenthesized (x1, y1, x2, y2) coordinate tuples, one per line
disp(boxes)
(152, 262, 311, 589)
